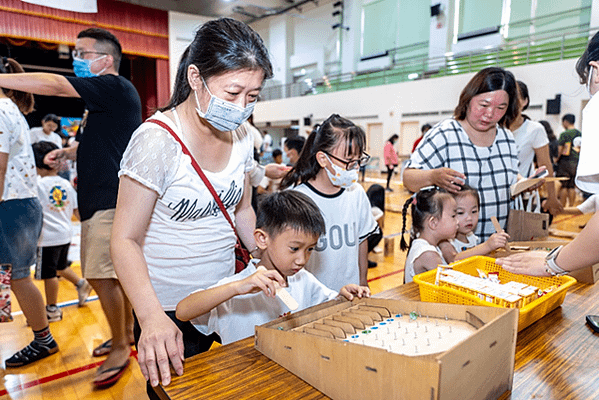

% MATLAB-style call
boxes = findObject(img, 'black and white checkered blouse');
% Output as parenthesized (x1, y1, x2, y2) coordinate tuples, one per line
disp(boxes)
(406, 118, 518, 241)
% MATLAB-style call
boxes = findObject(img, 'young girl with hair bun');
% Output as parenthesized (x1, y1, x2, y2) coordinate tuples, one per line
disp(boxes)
(400, 186, 457, 283)
(280, 114, 379, 292)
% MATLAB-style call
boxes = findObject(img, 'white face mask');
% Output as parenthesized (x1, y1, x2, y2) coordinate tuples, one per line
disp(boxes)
(323, 153, 358, 188)
(195, 76, 256, 132)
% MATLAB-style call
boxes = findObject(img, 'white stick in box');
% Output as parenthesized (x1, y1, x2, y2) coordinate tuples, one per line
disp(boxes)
(257, 266, 299, 310)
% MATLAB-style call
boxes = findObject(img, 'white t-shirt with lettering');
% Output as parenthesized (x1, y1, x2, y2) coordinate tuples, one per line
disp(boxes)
(119, 111, 254, 332)
(292, 182, 378, 292)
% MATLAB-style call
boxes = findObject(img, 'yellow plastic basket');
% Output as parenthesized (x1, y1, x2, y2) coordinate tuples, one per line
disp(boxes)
(413, 256, 577, 331)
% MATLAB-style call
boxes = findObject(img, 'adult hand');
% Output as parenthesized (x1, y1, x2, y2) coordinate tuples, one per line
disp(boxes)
(543, 196, 563, 216)
(265, 163, 291, 179)
(43, 148, 66, 169)
(138, 313, 185, 387)
(495, 250, 550, 277)
(430, 168, 466, 193)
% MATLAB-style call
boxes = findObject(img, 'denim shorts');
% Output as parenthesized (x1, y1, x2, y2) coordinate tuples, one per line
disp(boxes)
(0, 198, 43, 280)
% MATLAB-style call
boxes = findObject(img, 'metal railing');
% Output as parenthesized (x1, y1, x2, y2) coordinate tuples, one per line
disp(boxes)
(261, 10, 594, 102)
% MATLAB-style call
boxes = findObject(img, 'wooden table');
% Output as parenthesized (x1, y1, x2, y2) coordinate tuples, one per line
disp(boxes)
(157, 282, 599, 400)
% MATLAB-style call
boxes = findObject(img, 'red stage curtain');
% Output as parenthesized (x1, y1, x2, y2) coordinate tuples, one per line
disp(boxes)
(0, 0, 168, 59)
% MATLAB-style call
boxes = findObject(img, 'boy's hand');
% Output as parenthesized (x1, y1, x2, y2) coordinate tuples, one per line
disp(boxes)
(485, 232, 510, 252)
(240, 266, 287, 297)
(339, 284, 371, 301)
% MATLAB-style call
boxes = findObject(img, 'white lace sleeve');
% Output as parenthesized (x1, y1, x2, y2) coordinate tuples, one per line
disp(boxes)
(119, 125, 181, 196)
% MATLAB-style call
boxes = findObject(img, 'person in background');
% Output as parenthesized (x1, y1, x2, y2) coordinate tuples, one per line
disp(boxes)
(508, 80, 561, 215)
(403, 67, 521, 241)
(496, 31, 599, 278)
(110, 18, 273, 394)
(1, 57, 58, 368)
(284, 136, 306, 166)
(31, 141, 92, 322)
(257, 148, 284, 195)
(411, 123, 432, 153)
(383, 134, 399, 192)
(539, 120, 559, 172)
(29, 114, 62, 148)
(0, 28, 143, 387)
(280, 114, 379, 292)
(176, 191, 370, 345)
(555, 114, 582, 207)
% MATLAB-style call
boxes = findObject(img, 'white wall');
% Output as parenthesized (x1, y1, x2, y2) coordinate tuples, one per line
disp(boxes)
(168, 11, 212, 94)
(254, 58, 587, 163)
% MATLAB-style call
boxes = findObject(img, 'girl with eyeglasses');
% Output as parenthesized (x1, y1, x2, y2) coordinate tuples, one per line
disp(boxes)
(400, 186, 457, 283)
(280, 114, 379, 292)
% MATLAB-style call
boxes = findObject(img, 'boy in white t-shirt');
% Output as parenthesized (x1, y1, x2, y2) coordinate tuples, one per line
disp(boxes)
(176, 191, 370, 345)
(32, 141, 92, 322)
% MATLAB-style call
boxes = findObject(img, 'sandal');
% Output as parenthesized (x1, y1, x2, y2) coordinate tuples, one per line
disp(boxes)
(93, 358, 130, 388)
(92, 339, 135, 357)
(92, 339, 112, 357)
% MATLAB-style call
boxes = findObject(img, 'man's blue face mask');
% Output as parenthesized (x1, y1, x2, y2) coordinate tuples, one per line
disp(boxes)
(72, 55, 106, 78)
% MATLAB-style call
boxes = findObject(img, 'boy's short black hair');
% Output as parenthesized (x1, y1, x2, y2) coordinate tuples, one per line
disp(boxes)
(272, 148, 282, 159)
(284, 136, 306, 153)
(562, 114, 575, 125)
(32, 141, 59, 170)
(256, 191, 325, 238)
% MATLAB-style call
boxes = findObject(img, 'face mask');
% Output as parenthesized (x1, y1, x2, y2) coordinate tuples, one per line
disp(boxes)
(323, 154, 358, 188)
(587, 66, 595, 98)
(73, 55, 106, 78)
(195, 77, 256, 132)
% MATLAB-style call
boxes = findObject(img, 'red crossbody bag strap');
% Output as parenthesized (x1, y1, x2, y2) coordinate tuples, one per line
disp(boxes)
(146, 118, 237, 232)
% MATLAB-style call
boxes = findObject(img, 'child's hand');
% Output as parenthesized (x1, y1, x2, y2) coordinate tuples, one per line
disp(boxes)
(485, 232, 510, 252)
(339, 284, 371, 301)
(237, 267, 287, 298)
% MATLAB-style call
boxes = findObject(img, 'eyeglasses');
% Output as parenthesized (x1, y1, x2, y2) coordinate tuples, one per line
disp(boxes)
(72, 50, 108, 59)
(324, 151, 371, 171)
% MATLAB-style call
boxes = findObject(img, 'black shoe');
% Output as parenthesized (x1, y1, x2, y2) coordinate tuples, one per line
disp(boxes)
(5, 340, 59, 368)
(368, 260, 378, 268)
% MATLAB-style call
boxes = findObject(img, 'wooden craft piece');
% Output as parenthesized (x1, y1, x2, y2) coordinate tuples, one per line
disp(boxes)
(322, 318, 356, 334)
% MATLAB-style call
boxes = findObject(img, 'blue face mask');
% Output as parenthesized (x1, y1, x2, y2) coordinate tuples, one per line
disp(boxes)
(72, 55, 106, 78)
(195, 76, 256, 132)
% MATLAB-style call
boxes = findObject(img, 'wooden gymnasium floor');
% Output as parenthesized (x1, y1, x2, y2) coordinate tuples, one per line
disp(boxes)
(0, 172, 592, 399)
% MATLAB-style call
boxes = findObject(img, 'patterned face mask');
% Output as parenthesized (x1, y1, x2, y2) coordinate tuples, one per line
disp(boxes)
(195, 77, 256, 132)
(323, 153, 358, 188)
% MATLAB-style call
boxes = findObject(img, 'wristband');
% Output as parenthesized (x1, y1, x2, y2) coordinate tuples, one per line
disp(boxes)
(545, 246, 568, 276)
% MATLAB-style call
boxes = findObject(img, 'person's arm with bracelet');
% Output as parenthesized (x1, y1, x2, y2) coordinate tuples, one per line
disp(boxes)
(496, 211, 599, 276)
(110, 176, 185, 387)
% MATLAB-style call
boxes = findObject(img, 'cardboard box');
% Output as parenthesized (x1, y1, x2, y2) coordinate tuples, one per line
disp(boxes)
(568, 263, 599, 284)
(255, 298, 518, 400)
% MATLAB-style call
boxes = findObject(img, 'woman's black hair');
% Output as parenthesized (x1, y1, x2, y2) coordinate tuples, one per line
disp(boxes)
(388, 134, 399, 143)
(160, 18, 273, 111)
(453, 67, 519, 128)
(280, 114, 366, 189)
(539, 120, 557, 142)
(256, 191, 326, 238)
(516, 80, 530, 111)
(576, 30, 599, 84)
(0, 57, 34, 115)
(400, 187, 453, 252)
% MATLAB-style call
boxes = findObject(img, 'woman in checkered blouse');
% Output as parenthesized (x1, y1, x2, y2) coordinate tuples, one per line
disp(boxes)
(403, 67, 520, 241)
